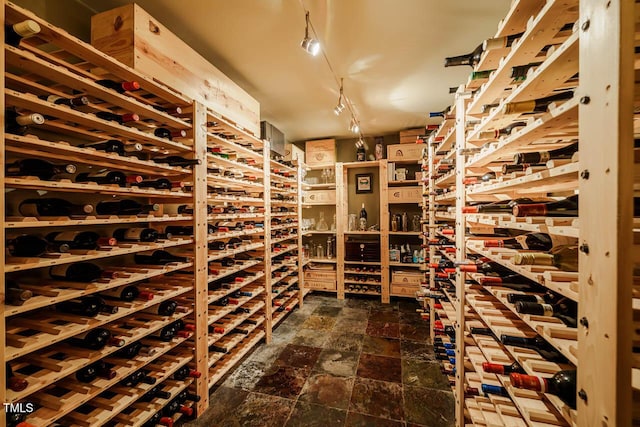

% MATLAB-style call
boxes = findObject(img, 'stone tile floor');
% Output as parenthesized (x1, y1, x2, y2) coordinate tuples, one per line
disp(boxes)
(184, 294, 454, 427)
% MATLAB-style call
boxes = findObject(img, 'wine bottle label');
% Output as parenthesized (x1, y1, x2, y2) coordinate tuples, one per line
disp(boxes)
(13, 20, 41, 37)
(512, 203, 547, 217)
(512, 253, 554, 266)
(483, 36, 508, 51)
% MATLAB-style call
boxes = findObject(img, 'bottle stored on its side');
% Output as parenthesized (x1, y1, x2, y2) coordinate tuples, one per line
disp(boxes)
(113, 227, 159, 243)
(19, 197, 94, 217)
(510, 369, 577, 409)
(6, 234, 49, 257)
(100, 285, 153, 302)
(67, 327, 122, 350)
(46, 231, 110, 252)
(482, 361, 526, 375)
(481, 384, 509, 397)
(56, 295, 105, 317)
(152, 156, 201, 167)
(75, 171, 142, 187)
(6, 363, 28, 392)
(78, 139, 141, 156)
(462, 198, 536, 214)
(515, 297, 577, 327)
(513, 142, 578, 165)
(6, 158, 76, 181)
(95, 199, 160, 216)
(502, 90, 574, 115)
(134, 250, 190, 265)
(5, 109, 45, 135)
(500, 334, 567, 363)
(49, 262, 103, 282)
(154, 128, 187, 140)
(38, 94, 89, 108)
(477, 121, 527, 140)
(444, 43, 483, 68)
(483, 232, 553, 251)
(136, 178, 185, 190)
(512, 244, 578, 272)
(5, 280, 33, 306)
(6, 19, 41, 47)
(483, 32, 524, 50)
(512, 195, 578, 217)
(96, 79, 141, 93)
(142, 300, 178, 316)
(95, 111, 140, 124)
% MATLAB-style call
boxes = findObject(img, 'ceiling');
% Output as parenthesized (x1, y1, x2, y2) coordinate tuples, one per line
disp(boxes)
(80, 0, 511, 141)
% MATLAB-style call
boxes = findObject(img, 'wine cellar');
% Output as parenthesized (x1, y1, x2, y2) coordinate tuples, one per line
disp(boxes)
(0, 0, 638, 426)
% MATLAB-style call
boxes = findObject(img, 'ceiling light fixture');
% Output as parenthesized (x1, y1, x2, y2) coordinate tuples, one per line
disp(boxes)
(334, 78, 345, 115)
(301, 11, 320, 56)
(349, 116, 360, 134)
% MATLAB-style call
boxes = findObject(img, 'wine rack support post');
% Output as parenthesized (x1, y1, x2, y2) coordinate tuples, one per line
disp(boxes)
(427, 140, 436, 336)
(296, 162, 305, 306)
(263, 140, 273, 343)
(336, 163, 346, 300)
(454, 87, 471, 427)
(380, 160, 391, 304)
(192, 101, 210, 415)
(578, 0, 634, 425)
(0, 3, 6, 426)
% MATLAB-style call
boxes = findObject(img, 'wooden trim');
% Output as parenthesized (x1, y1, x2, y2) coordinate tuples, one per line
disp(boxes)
(297, 163, 305, 307)
(263, 141, 273, 342)
(578, 0, 634, 424)
(336, 163, 346, 300)
(380, 161, 390, 304)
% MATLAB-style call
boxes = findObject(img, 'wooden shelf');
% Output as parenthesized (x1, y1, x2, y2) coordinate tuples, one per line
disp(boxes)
(5, 213, 194, 229)
(465, 213, 579, 238)
(207, 328, 265, 387)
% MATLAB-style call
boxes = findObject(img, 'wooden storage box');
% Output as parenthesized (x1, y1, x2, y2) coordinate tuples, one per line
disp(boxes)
(91, 4, 260, 136)
(305, 139, 336, 167)
(304, 190, 336, 205)
(304, 269, 337, 281)
(345, 240, 381, 262)
(305, 280, 337, 291)
(285, 143, 305, 163)
(388, 186, 422, 203)
(399, 128, 424, 144)
(390, 283, 419, 297)
(387, 143, 423, 161)
(391, 270, 423, 286)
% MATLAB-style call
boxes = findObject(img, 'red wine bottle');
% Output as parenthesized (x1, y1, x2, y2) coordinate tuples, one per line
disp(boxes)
(482, 361, 525, 375)
(513, 142, 578, 165)
(95, 111, 139, 124)
(142, 412, 174, 427)
(18, 198, 93, 218)
(154, 128, 187, 140)
(510, 370, 577, 409)
(503, 91, 575, 115)
(78, 139, 125, 156)
(500, 334, 567, 363)
(96, 79, 140, 93)
(101, 285, 152, 302)
(5, 109, 45, 135)
(113, 227, 159, 243)
(152, 156, 200, 166)
(6, 158, 76, 180)
(134, 250, 190, 265)
(6, 363, 28, 392)
(38, 94, 89, 108)
(515, 298, 577, 327)
(56, 295, 105, 317)
(120, 370, 156, 387)
(154, 105, 183, 116)
(444, 43, 483, 68)
(5, 19, 41, 47)
(95, 199, 160, 216)
(477, 121, 526, 140)
(49, 262, 103, 282)
(67, 328, 121, 350)
(136, 178, 184, 190)
(512, 195, 578, 217)
(5, 280, 33, 306)
(172, 366, 202, 380)
(75, 171, 142, 187)
(45, 231, 107, 251)
(6, 234, 49, 257)
(141, 300, 179, 317)
(462, 198, 536, 214)
(502, 163, 547, 174)
(483, 232, 553, 251)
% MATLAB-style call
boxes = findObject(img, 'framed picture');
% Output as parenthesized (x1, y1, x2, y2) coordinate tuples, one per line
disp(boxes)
(356, 173, 373, 194)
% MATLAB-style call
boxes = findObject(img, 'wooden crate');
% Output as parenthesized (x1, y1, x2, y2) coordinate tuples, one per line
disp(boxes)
(304, 270, 337, 281)
(399, 128, 424, 144)
(388, 186, 421, 203)
(387, 143, 423, 161)
(305, 139, 336, 167)
(305, 280, 337, 291)
(90, 4, 260, 136)
(284, 143, 305, 163)
(391, 270, 422, 286)
(303, 190, 336, 205)
(390, 283, 419, 296)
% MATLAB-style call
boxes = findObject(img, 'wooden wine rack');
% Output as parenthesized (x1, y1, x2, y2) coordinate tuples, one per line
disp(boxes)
(423, 0, 638, 426)
(0, 2, 305, 426)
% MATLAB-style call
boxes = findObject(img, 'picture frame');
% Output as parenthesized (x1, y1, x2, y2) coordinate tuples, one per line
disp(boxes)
(355, 173, 373, 194)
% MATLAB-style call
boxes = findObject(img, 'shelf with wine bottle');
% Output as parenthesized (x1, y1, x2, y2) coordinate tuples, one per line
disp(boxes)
(208, 273, 265, 304)
(207, 242, 264, 263)
(465, 0, 579, 116)
(207, 110, 263, 150)
(59, 350, 195, 426)
(207, 153, 264, 176)
(208, 328, 266, 388)
(465, 214, 579, 239)
(5, 212, 195, 229)
(207, 288, 265, 328)
(207, 302, 265, 347)
(209, 314, 266, 354)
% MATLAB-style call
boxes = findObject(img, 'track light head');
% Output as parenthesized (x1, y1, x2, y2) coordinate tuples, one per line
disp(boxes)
(301, 12, 320, 56)
(334, 102, 345, 116)
(349, 118, 360, 134)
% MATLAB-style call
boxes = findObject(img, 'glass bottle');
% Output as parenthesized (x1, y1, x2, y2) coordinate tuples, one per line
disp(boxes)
(359, 203, 368, 231)
(326, 237, 333, 259)
(316, 211, 328, 231)
(412, 215, 421, 232)
(316, 243, 325, 259)
(330, 214, 336, 232)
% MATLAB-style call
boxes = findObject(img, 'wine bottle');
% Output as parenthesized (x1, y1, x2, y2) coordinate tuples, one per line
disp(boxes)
(56, 295, 105, 317)
(75, 171, 142, 187)
(444, 43, 483, 68)
(513, 244, 578, 272)
(501, 163, 547, 174)
(5, 280, 33, 306)
(483, 32, 524, 50)
(513, 142, 578, 165)
(142, 413, 173, 427)
(511, 62, 543, 82)
(458, 261, 513, 275)
(462, 198, 536, 214)
(101, 285, 153, 302)
(134, 250, 190, 265)
(6, 158, 76, 180)
(148, 324, 177, 342)
(136, 178, 184, 190)
(19, 197, 94, 217)
(515, 297, 577, 327)
(120, 370, 156, 387)
(115, 341, 142, 359)
(79, 139, 128, 156)
(503, 91, 574, 115)
(5, 109, 45, 135)
(482, 361, 525, 375)
(6, 234, 48, 257)
(113, 227, 159, 243)
(95, 199, 160, 216)
(512, 195, 578, 217)
(38, 94, 89, 108)
(500, 334, 567, 362)
(152, 156, 201, 166)
(6, 363, 28, 392)
(46, 231, 108, 251)
(67, 328, 122, 350)
(95, 79, 140, 93)
(481, 384, 509, 397)
(6, 19, 41, 47)
(172, 365, 202, 380)
(483, 232, 553, 251)
(154, 128, 187, 140)
(477, 121, 526, 140)
(510, 370, 577, 409)
(154, 105, 183, 116)
(430, 106, 451, 118)
(49, 262, 103, 282)
(95, 111, 139, 124)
